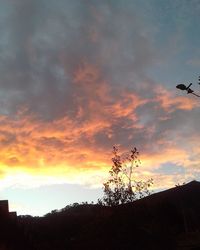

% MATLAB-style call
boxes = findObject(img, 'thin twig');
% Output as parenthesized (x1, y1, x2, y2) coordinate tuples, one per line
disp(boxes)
(191, 92, 200, 97)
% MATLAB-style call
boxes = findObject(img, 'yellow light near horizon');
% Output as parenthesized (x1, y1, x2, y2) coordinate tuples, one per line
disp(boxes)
(0, 160, 110, 190)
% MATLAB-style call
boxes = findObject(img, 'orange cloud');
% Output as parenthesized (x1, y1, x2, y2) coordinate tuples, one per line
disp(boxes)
(0, 107, 198, 190)
(154, 85, 200, 112)
(0, 72, 199, 191)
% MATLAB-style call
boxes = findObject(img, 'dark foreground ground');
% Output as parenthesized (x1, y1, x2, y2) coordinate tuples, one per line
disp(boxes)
(1, 181, 200, 250)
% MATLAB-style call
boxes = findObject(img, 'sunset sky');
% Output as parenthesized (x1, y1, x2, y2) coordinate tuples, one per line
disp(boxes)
(0, 0, 200, 216)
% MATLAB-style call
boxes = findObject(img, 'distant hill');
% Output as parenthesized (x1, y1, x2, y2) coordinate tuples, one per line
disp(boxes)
(2, 181, 200, 250)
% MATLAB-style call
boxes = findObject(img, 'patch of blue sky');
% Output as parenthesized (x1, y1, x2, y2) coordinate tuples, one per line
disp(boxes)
(138, 0, 200, 88)
(1, 184, 103, 216)
(154, 162, 185, 176)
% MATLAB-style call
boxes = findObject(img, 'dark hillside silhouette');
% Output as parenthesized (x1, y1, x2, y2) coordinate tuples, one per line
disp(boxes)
(1, 181, 200, 249)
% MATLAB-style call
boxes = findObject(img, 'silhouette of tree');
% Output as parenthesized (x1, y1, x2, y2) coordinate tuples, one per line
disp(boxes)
(99, 146, 153, 206)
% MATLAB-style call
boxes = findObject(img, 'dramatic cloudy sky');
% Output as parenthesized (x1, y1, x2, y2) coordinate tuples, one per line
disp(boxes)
(0, 0, 200, 215)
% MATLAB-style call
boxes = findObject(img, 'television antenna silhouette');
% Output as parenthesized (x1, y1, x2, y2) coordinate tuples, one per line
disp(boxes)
(176, 76, 200, 98)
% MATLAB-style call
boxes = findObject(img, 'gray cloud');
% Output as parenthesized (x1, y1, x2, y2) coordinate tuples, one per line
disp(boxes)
(0, 0, 157, 118)
(0, 0, 199, 176)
